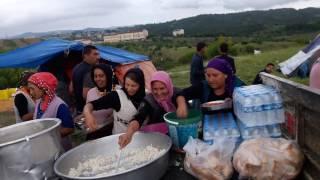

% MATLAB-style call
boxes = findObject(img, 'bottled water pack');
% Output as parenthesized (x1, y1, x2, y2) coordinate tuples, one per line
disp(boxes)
(233, 85, 285, 127)
(203, 112, 240, 142)
(237, 119, 281, 140)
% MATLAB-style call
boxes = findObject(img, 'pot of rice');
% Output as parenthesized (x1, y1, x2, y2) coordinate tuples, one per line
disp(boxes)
(54, 132, 172, 180)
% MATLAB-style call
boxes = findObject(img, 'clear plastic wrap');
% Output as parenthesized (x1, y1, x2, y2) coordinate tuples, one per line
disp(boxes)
(183, 137, 236, 180)
(233, 138, 304, 180)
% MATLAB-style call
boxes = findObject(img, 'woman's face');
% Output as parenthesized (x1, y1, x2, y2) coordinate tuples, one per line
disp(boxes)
(94, 68, 107, 89)
(124, 77, 140, 96)
(152, 81, 169, 101)
(205, 68, 227, 89)
(28, 82, 44, 99)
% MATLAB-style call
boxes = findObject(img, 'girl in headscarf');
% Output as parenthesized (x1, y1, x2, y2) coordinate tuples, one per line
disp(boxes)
(85, 64, 114, 140)
(118, 71, 180, 148)
(28, 72, 74, 150)
(84, 67, 146, 135)
(176, 58, 235, 118)
(14, 71, 35, 123)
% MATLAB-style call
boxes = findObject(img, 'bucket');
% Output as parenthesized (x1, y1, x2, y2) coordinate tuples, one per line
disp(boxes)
(164, 109, 201, 149)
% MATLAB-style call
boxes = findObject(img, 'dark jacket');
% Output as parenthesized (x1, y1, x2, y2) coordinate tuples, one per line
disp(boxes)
(133, 88, 180, 127)
(252, 69, 267, 85)
(190, 53, 205, 85)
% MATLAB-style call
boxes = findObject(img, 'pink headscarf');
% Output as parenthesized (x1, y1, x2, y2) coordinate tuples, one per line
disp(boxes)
(150, 71, 176, 112)
(28, 72, 58, 112)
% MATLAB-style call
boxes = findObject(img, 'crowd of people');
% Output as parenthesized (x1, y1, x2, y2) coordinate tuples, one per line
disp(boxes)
(12, 43, 288, 151)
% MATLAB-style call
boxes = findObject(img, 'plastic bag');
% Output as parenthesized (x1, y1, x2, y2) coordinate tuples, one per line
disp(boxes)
(183, 137, 236, 180)
(233, 138, 304, 180)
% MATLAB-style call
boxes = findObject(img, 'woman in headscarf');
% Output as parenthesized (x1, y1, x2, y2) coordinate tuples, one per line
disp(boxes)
(14, 71, 35, 123)
(28, 72, 74, 150)
(118, 71, 180, 148)
(85, 64, 114, 140)
(84, 67, 146, 135)
(176, 58, 235, 118)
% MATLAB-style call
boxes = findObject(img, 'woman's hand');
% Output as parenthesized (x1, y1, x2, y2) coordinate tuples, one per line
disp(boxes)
(176, 96, 188, 118)
(84, 114, 97, 133)
(176, 105, 188, 118)
(83, 103, 97, 132)
(118, 121, 140, 149)
(118, 132, 133, 149)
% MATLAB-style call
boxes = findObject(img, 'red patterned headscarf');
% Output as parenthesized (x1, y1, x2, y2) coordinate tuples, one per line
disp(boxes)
(28, 72, 58, 112)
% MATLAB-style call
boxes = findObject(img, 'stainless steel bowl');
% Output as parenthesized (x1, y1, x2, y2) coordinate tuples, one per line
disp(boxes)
(54, 132, 172, 180)
(0, 118, 62, 180)
(201, 99, 232, 112)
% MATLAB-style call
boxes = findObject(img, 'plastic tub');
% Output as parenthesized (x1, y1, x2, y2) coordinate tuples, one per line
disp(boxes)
(163, 109, 201, 149)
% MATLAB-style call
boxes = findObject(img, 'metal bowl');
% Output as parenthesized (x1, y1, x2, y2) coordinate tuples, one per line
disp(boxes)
(54, 132, 172, 180)
(201, 99, 232, 112)
(0, 118, 62, 180)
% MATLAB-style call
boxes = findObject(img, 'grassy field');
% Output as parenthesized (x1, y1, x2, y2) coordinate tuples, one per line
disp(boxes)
(168, 45, 309, 88)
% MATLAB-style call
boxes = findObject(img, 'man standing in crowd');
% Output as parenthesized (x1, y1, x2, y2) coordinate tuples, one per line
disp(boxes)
(217, 42, 236, 74)
(252, 63, 275, 84)
(72, 45, 100, 114)
(190, 42, 207, 85)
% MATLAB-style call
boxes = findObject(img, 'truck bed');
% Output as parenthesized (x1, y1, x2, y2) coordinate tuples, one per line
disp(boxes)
(261, 72, 320, 179)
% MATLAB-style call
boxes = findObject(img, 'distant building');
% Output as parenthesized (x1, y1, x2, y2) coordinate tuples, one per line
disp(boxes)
(103, 29, 148, 43)
(75, 39, 92, 45)
(173, 29, 184, 37)
(254, 49, 262, 55)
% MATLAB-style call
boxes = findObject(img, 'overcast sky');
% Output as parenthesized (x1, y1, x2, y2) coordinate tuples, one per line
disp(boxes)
(1, 0, 320, 38)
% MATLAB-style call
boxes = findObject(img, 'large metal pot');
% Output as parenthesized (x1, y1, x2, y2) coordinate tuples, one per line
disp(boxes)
(54, 132, 172, 180)
(0, 118, 63, 180)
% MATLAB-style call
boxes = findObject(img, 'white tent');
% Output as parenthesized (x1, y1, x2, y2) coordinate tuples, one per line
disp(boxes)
(279, 34, 320, 77)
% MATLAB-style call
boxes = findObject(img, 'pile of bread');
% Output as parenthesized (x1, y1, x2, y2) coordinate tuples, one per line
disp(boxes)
(185, 150, 233, 180)
(233, 138, 304, 179)
(184, 138, 235, 180)
(184, 138, 304, 180)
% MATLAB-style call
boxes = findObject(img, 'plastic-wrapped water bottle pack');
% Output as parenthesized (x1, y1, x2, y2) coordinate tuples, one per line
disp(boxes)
(203, 112, 240, 142)
(233, 85, 285, 127)
(237, 119, 281, 140)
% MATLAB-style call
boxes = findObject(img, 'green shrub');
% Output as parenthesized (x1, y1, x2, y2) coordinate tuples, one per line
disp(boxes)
(178, 51, 194, 65)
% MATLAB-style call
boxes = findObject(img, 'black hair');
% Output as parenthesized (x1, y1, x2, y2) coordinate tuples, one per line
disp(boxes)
(266, 63, 275, 67)
(220, 42, 229, 53)
(82, 45, 97, 56)
(196, 42, 207, 52)
(18, 71, 35, 87)
(123, 68, 146, 106)
(91, 64, 113, 92)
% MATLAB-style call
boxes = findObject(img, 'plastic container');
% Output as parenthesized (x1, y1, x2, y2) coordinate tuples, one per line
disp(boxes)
(203, 112, 240, 142)
(164, 109, 201, 149)
(233, 85, 285, 127)
(237, 119, 282, 140)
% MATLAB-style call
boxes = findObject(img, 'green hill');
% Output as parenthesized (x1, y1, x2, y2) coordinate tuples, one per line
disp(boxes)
(127, 8, 320, 37)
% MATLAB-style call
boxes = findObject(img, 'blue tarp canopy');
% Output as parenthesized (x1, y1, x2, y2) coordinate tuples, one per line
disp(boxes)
(0, 39, 149, 68)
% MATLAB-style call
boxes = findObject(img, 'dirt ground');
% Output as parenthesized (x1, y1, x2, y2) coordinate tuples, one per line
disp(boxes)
(0, 99, 15, 128)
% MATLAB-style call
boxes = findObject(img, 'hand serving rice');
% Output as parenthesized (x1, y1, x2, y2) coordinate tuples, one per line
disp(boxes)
(68, 145, 165, 177)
